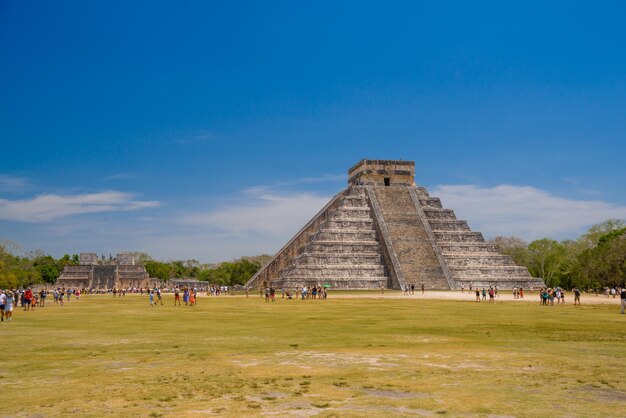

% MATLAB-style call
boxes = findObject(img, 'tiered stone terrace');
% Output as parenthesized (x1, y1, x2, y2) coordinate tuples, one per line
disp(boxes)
(275, 186, 389, 289)
(245, 160, 545, 290)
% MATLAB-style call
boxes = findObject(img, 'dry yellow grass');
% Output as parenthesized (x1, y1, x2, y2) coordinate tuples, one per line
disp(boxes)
(1, 293, 624, 417)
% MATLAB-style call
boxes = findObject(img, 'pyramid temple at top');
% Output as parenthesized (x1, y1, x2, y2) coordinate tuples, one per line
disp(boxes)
(246, 159, 545, 291)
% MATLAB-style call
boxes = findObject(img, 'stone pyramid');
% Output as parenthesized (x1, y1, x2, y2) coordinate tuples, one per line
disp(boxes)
(246, 160, 545, 290)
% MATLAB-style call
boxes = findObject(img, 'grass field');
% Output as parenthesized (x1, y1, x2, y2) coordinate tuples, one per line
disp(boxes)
(1, 294, 625, 417)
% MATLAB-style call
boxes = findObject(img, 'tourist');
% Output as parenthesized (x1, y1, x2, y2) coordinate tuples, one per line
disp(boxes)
(411, 284, 415, 295)
(380, 284, 384, 295)
(573, 287, 581, 305)
(149, 290, 154, 307)
(270, 287, 276, 302)
(174, 287, 181, 306)
(24, 288, 33, 311)
(312, 286, 317, 299)
(59, 289, 65, 305)
(264, 286, 270, 303)
(421, 283, 425, 294)
(0, 290, 5, 322)
(475, 288, 480, 302)
(157, 288, 163, 305)
(620, 287, 626, 314)
(281, 286, 285, 299)
(481, 288, 487, 301)
(488, 287, 495, 303)
(519, 287, 524, 298)
(39, 289, 47, 307)
(189, 290, 196, 306)
(3, 290, 14, 321)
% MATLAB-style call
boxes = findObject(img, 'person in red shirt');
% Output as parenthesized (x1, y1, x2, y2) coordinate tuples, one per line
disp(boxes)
(24, 288, 33, 311)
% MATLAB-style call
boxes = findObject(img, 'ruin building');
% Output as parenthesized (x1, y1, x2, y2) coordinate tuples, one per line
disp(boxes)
(246, 159, 545, 290)
(56, 252, 158, 289)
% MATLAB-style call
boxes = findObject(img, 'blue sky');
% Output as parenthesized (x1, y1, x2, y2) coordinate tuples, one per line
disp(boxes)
(1, 1, 626, 262)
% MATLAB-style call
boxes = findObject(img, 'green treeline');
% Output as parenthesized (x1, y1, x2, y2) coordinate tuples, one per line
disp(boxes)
(0, 241, 269, 289)
(142, 255, 270, 286)
(2, 219, 625, 290)
(491, 219, 626, 289)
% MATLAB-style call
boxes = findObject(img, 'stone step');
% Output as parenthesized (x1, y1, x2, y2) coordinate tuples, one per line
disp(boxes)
(418, 197, 442, 209)
(308, 242, 382, 253)
(293, 254, 383, 265)
(414, 186, 430, 198)
(444, 256, 516, 267)
(433, 231, 485, 243)
(316, 230, 378, 241)
(439, 242, 500, 253)
(276, 277, 389, 289)
(422, 208, 457, 220)
(427, 220, 471, 232)
(325, 219, 374, 229)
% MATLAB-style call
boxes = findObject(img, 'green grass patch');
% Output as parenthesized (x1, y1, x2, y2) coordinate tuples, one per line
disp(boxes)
(0, 294, 624, 416)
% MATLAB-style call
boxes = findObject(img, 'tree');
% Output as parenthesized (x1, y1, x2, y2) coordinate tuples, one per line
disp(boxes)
(574, 229, 626, 289)
(145, 261, 172, 281)
(33, 255, 60, 284)
(526, 239, 568, 287)
(578, 219, 626, 249)
(489, 236, 528, 266)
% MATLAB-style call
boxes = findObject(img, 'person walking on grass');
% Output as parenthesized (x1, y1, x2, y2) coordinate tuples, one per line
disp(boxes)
(174, 287, 181, 306)
(23, 288, 33, 311)
(572, 287, 580, 305)
(149, 290, 154, 307)
(620, 286, 626, 314)
(0, 290, 6, 322)
(264, 286, 270, 303)
(157, 288, 163, 305)
(3, 290, 14, 321)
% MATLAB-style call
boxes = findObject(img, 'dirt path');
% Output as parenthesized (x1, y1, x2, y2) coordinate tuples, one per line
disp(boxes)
(330, 290, 622, 305)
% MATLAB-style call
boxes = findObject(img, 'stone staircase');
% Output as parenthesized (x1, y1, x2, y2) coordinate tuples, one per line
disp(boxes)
(417, 187, 544, 289)
(91, 265, 117, 289)
(369, 186, 451, 289)
(277, 186, 389, 289)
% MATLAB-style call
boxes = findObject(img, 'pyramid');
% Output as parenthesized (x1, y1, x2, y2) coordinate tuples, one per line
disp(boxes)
(246, 160, 545, 290)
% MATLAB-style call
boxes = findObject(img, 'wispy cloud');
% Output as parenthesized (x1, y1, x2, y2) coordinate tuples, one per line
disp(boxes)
(174, 130, 213, 144)
(180, 188, 330, 238)
(0, 174, 30, 191)
(431, 184, 626, 241)
(104, 172, 137, 180)
(0, 191, 159, 222)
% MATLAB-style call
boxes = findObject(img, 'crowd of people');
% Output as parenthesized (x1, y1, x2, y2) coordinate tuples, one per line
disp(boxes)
(2, 282, 625, 321)
(0, 287, 83, 322)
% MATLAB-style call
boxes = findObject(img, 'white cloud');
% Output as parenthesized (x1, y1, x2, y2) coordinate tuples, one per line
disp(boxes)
(0, 191, 159, 222)
(0, 174, 30, 191)
(180, 188, 330, 238)
(431, 184, 626, 241)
